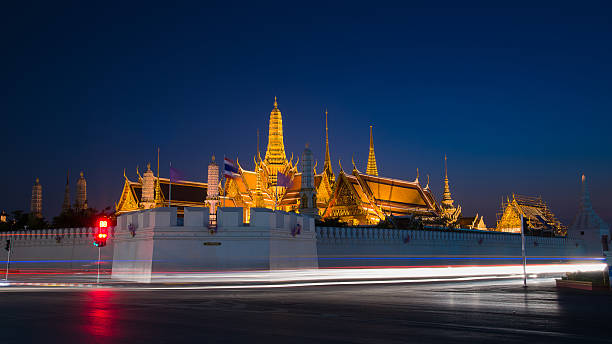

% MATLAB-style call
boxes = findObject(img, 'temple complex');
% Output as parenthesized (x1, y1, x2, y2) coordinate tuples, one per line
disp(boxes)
(496, 194, 566, 236)
(31, 178, 42, 218)
(115, 97, 481, 228)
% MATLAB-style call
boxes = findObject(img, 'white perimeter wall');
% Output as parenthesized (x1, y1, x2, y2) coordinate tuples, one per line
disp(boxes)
(0, 228, 114, 274)
(111, 207, 318, 282)
(316, 226, 595, 267)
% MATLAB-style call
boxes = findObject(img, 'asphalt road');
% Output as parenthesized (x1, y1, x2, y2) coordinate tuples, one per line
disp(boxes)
(1, 278, 611, 344)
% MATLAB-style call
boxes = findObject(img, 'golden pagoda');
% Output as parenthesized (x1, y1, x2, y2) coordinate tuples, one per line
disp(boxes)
(366, 126, 378, 176)
(222, 98, 300, 221)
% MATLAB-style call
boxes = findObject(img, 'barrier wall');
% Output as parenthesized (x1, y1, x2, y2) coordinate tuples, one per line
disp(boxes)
(0, 228, 115, 275)
(316, 226, 595, 267)
(111, 207, 318, 282)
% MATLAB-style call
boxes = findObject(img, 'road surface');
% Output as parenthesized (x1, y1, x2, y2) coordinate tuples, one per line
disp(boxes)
(1, 278, 611, 343)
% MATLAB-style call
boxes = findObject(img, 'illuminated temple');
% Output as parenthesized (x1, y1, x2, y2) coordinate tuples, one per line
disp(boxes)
(115, 98, 485, 228)
(496, 194, 567, 236)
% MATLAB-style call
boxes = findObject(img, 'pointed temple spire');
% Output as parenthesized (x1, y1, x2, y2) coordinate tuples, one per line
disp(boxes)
(322, 109, 334, 181)
(62, 170, 70, 212)
(571, 174, 608, 231)
(264, 97, 289, 186)
(366, 125, 378, 176)
(441, 154, 454, 208)
(256, 129, 262, 163)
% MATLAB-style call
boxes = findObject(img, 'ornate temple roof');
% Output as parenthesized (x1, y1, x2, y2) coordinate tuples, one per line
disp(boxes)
(496, 194, 566, 235)
(322, 169, 440, 224)
(116, 177, 208, 214)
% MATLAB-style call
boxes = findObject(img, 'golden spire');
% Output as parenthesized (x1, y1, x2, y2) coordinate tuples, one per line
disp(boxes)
(441, 154, 454, 208)
(256, 129, 262, 163)
(323, 108, 334, 181)
(415, 168, 419, 184)
(264, 96, 288, 186)
(366, 125, 378, 176)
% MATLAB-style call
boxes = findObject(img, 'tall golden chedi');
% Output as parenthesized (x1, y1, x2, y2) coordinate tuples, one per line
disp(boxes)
(223, 97, 300, 221)
(366, 125, 378, 176)
(75, 171, 87, 210)
(264, 96, 290, 188)
(31, 177, 42, 218)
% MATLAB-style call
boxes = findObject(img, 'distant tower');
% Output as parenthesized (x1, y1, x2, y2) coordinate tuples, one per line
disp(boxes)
(366, 125, 378, 176)
(62, 171, 71, 213)
(31, 178, 42, 218)
(141, 163, 156, 209)
(75, 171, 87, 210)
(206, 155, 220, 225)
(299, 144, 318, 217)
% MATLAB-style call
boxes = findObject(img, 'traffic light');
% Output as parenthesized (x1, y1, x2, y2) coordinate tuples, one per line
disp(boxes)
(93, 218, 109, 247)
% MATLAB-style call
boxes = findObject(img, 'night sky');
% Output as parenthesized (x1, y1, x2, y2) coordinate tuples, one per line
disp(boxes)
(2, 1, 611, 226)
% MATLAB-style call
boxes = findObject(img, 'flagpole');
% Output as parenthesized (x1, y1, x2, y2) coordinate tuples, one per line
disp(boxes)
(169, 161, 172, 209)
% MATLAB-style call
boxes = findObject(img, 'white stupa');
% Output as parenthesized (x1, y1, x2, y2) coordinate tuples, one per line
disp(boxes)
(569, 175, 610, 256)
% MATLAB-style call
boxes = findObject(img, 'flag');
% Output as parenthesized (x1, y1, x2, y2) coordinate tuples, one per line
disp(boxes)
(277, 171, 292, 187)
(169, 166, 184, 182)
(223, 157, 240, 178)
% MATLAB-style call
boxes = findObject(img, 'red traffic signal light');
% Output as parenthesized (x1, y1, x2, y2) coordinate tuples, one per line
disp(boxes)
(93, 218, 109, 247)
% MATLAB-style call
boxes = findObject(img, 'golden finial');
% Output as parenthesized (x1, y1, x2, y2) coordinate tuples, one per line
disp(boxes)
(123, 168, 127, 179)
(426, 174, 430, 189)
(338, 159, 343, 172)
(212, 154, 215, 162)
(147, 162, 151, 170)
(273, 96, 278, 109)
(35, 177, 39, 184)
(79, 171, 84, 178)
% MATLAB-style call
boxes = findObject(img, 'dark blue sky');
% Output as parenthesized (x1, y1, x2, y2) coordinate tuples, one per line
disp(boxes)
(1, 1, 611, 226)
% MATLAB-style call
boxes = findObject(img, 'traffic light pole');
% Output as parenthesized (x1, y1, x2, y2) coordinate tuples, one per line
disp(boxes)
(96, 246, 101, 285)
(5, 244, 11, 281)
